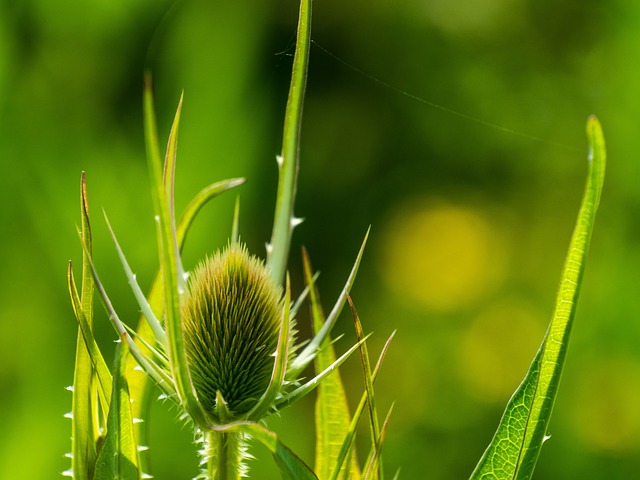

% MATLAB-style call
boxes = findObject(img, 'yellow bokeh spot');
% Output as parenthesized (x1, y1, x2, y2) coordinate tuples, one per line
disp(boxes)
(570, 357, 640, 453)
(379, 199, 508, 312)
(456, 298, 545, 402)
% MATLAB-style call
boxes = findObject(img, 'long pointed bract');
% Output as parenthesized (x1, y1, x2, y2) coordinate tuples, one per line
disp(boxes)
(247, 275, 292, 422)
(290, 229, 369, 378)
(104, 212, 168, 347)
(275, 335, 370, 411)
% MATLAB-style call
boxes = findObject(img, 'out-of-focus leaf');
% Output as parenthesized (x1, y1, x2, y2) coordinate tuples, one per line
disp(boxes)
(302, 248, 360, 480)
(267, 0, 312, 286)
(214, 421, 319, 480)
(470, 116, 606, 480)
(93, 338, 140, 480)
(231, 196, 241, 244)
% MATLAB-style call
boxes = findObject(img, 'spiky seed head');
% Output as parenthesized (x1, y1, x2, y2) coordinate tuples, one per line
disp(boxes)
(181, 244, 282, 423)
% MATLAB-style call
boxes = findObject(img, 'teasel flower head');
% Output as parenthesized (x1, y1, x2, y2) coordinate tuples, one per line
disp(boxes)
(182, 244, 291, 423)
(86, 84, 366, 433)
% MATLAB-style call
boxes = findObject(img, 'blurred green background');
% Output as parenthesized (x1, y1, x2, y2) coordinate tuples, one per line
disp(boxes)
(1, 0, 640, 478)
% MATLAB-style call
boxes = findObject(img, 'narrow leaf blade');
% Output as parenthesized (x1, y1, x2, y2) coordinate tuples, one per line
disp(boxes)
(348, 296, 383, 480)
(68, 263, 113, 409)
(290, 229, 370, 379)
(93, 339, 140, 480)
(330, 333, 394, 480)
(69, 172, 97, 480)
(303, 249, 361, 480)
(470, 116, 606, 479)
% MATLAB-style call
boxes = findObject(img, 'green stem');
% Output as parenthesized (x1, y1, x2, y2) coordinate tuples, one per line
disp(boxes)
(205, 430, 243, 480)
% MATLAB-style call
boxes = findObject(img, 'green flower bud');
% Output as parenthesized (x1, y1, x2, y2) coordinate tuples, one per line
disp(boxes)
(182, 244, 283, 423)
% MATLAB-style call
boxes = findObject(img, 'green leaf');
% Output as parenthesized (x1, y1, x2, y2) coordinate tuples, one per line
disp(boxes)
(267, 0, 312, 286)
(104, 213, 167, 347)
(213, 422, 319, 480)
(231, 196, 241, 245)
(93, 338, 140, 480)
(143, 74, 206, 427)
(330, 333, 394, 480)
(78, 219, 176, 395)
(275, 334, 370, 411)
(68, 263, 113, 412)
(362, 404, 394, 480)
(178, 178, 245, 245)
(348, 296, 383, 480)
(69, 172, 98, 480)
(302, 249, 361, 480)
(470, 115, 606, 480)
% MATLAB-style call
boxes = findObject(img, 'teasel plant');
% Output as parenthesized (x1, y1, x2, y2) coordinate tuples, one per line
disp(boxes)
(66, 0, 394, 479)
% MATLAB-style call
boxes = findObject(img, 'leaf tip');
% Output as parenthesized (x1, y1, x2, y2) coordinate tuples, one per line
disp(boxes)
(586, 114, 602, 138)
(80, 171, 90, 218)
(143, 70, 153, 92)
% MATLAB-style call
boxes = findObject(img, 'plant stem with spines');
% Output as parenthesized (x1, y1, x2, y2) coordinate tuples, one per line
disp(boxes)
(205, 430, 243, 480)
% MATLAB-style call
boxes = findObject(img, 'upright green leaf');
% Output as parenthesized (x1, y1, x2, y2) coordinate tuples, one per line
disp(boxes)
(68, 264, 112, 412)
(470, 115, 606, 480)
(93, 338, 140, 480)
(302, 249, 361, 480)
(267, 0, 312, 286)
(69, 172, 98, 480)
(348, 296, 383, 480)
(362, 404, 394, 480)
(330, 333, 394, 480)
